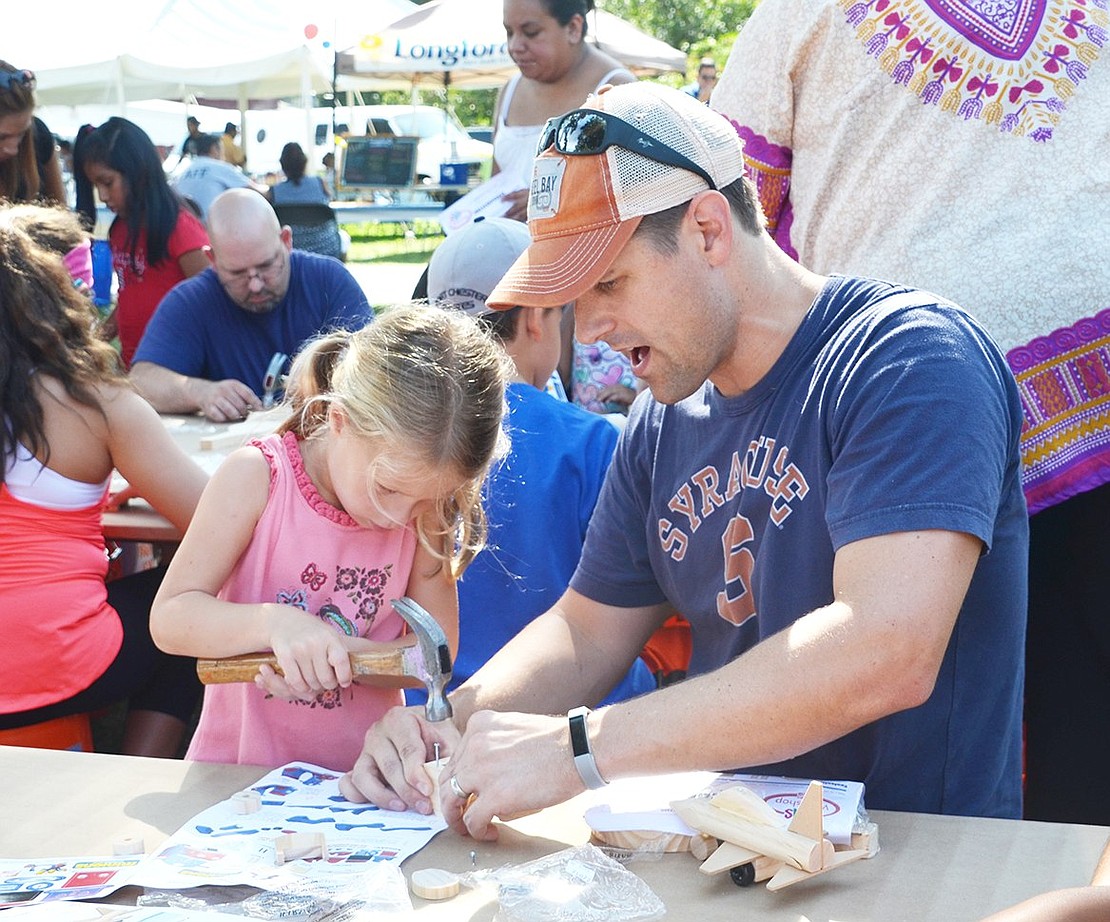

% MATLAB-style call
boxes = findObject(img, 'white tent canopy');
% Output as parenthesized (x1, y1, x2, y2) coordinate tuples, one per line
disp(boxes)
(336, 0, 687, 89)
(15, 0, 416, 106)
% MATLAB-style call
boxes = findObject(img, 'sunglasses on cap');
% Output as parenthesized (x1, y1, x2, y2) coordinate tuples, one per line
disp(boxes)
(0, 69, 35, 91)
(537, 108, 717, 190)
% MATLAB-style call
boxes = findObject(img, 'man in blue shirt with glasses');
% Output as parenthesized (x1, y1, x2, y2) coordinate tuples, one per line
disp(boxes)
(131, 189, 370, 422)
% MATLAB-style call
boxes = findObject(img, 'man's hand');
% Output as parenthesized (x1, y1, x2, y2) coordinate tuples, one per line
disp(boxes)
(340, 707, 461, 814)
(190, 378, 262, 422)
(437, 710, 586, 842)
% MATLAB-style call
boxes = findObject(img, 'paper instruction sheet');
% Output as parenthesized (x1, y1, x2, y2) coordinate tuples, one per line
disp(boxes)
(0, 761, 446, 908)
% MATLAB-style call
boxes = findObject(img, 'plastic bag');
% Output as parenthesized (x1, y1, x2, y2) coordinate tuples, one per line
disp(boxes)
(461, 844, 665, 922)
(135, 863, 412, 920)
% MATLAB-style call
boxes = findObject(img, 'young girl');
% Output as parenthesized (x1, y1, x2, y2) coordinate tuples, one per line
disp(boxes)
(0, 203, 208, 757)
(74, 117, 209, 367)
(151, 304, 511, 769)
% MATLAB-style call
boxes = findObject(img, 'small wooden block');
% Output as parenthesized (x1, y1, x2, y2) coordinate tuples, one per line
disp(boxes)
(232, 790, 262, 814)
(591, 828, 694, 853)
(199, 430, 253, 452)
(423, 760, 444, 818)
(272, 832, 327, 865)
(850, 821, 880, 857)
(112, 835, 144, 856)
(690, 833, 718, 861)
(411, 868, 460, 901)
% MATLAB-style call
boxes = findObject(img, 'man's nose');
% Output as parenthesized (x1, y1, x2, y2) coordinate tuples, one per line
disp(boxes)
(573, 298, 612, 344)
(247, 272, 265, 291)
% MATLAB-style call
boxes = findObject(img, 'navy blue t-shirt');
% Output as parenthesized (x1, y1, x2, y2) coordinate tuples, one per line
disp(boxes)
(572, 276, 1028, 817)
(133, 250, 371, 396)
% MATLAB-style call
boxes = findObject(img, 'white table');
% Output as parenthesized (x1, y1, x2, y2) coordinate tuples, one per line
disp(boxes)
(2, 746, 1107, 921)
(103, 408, 287, 543)
(331, 200, 445, 224)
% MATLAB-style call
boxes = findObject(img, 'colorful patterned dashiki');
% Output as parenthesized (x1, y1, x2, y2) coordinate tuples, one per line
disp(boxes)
(713, 0, 1110, 512)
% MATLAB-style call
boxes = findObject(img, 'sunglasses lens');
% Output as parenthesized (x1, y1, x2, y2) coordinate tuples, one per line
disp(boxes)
(556, 111, 607, 154)
(537, 118, 559, 155)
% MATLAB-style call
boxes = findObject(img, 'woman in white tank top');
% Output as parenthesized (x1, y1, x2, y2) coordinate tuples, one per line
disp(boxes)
(0, 203, 208, 757)
(494, 0, 635, 220)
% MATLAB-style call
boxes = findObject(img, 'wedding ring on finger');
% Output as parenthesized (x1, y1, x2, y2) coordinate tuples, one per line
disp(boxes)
(449, 775, 470, 800)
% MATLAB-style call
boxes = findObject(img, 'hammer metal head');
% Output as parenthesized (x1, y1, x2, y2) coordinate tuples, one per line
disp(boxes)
(392, 597, 453, 722)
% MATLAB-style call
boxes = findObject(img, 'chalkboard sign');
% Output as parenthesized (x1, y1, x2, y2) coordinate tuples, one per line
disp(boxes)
(341, 136, 419, 188)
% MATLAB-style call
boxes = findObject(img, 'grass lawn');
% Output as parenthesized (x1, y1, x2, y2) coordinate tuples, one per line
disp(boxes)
(342, 220, 444, 264)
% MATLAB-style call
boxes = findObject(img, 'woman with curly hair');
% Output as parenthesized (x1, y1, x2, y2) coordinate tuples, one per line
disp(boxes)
(0, 203, 207, 756)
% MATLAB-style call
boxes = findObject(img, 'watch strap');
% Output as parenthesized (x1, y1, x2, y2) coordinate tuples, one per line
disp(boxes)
(568, 706, 608, 789)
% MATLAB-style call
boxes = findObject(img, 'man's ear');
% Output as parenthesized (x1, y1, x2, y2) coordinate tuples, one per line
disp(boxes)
(203, 244, 216, 267)
(279, 226, 294, 250)
(689, 190, 734, 267)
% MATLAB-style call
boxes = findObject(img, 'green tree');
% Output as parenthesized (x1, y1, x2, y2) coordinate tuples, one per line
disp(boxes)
(599, 0, 759, 64)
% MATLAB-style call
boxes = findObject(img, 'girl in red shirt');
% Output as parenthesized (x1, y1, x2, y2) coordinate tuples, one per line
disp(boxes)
(75, 117, 209, 366)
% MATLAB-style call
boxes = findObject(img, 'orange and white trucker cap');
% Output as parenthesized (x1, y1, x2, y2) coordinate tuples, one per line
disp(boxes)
(487, 82, 745, 310)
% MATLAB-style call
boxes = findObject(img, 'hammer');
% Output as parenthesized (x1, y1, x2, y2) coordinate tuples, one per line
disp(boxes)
(195, 596, 453, 721)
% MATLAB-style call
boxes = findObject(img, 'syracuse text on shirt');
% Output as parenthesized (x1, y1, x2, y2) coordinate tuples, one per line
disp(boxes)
(658, 436, 810, 626)
(658, 435, 810, 561)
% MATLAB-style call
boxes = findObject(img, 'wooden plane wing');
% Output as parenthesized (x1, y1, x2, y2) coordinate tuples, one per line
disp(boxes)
(698, 840, 766, 875)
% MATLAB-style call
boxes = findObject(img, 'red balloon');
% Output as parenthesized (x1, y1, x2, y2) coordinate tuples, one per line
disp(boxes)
(304, 23, 318, 40)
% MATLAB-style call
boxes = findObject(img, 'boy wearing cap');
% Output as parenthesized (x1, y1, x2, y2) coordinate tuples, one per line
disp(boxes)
(412, 217, 656, 709)
(341, 84, 1028, 836)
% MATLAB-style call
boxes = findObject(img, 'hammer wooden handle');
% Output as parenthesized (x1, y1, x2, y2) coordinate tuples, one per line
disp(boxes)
(197, 649, 407, 684)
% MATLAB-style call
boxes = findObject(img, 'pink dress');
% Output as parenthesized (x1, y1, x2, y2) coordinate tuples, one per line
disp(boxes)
(187, 431, 417, 769)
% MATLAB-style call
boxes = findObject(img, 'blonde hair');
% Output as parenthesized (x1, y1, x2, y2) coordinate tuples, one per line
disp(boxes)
(281, 303, 511, 577)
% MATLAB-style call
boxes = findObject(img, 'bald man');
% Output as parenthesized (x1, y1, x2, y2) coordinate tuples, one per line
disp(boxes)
(131, 189, 371, 421)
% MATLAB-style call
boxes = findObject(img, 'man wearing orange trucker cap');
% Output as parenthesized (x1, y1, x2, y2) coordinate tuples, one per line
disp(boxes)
(341, 83, 1029, 837)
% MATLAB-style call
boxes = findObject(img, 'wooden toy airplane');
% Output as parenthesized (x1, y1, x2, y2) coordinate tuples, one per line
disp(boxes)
(670, 779, 875, 890)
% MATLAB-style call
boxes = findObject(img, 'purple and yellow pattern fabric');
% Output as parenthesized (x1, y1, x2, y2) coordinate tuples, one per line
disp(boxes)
(1010, 311, 1110, 512)
(713, 0, 1109, 512)
(843, 0, 1104, 141)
